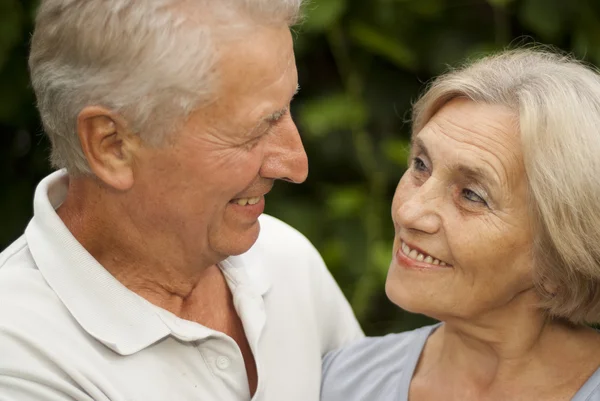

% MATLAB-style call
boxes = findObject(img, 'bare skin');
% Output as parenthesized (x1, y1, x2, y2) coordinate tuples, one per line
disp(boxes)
(57, 22, 307, 397)
(409, 299, 600, 400)
(387, 98, 600, 400)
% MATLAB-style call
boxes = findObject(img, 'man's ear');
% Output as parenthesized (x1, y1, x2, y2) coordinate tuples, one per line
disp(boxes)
(77, 106, 139, 191)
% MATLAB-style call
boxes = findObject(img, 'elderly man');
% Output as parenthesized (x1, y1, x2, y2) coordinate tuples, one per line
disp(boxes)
(0, 1, 363, 400)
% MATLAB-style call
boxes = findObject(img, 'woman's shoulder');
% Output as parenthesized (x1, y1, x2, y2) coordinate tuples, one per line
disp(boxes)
(321, 324, 438, 401)
(322, 325, 433, 373)
(573, 365, 600, 401)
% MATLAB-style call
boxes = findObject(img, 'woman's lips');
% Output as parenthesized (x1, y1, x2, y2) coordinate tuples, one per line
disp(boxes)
(397, 240, 453, 269)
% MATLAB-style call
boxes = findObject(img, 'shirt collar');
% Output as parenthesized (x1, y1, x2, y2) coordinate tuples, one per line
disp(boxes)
(25, 170, 272, 355)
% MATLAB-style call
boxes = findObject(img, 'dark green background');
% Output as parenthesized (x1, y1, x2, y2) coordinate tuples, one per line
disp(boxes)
(2, 0, 600, 335)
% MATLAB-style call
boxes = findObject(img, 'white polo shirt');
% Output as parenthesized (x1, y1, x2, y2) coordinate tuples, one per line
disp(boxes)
(0, 170, 363, 401)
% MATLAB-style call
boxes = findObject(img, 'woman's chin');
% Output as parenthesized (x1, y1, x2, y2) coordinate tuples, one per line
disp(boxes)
(385, 276, 427, 315)
(385, 262, 449, 318)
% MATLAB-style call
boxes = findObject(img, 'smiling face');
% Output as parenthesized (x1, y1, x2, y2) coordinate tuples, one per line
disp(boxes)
(386, 98, 536, 320)
(128, 23, 307, 263)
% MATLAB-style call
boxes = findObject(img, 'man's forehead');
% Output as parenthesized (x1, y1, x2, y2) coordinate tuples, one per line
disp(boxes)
(264, 85, 300, 121)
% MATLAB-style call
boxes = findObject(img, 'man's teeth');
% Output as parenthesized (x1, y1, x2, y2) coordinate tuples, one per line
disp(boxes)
(401, 241, 447, 266)
(234, 197, 261, 206)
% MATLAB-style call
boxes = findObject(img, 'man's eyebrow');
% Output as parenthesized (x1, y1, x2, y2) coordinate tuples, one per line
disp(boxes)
(265, 106, 289, 122)
(264, 84, 300, 123)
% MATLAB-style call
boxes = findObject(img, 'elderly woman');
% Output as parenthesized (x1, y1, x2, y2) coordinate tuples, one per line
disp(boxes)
(321, 49, 600, 401)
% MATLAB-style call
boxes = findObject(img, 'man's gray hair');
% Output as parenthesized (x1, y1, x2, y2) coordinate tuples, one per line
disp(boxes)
(29, 0, 304, 175)
(412, 48, 600, 324)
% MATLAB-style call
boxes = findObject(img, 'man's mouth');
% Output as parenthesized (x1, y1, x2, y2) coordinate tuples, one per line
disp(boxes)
(229, 196, 262, 206)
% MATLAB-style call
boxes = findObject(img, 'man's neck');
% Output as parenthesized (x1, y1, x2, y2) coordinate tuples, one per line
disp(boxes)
(56, 177, 258, 396)
(56, 177, 220, 311)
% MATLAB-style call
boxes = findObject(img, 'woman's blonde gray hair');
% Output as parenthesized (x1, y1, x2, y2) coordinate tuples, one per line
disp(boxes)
(412, 48, 600, 324)
(29, 0, 304, 175)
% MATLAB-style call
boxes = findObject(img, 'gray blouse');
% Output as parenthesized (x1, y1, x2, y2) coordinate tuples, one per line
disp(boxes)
(321, 324, 600, 401)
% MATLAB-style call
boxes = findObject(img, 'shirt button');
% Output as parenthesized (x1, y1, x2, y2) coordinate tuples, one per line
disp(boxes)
(216, 356, 230, 370)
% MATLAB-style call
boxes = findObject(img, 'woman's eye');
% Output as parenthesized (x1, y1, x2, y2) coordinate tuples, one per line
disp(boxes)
(462, 188, 487, 205)
(412, 157, 428, 172)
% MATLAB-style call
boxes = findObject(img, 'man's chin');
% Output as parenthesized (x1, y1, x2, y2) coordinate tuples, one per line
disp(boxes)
(219, 221, 262, 257)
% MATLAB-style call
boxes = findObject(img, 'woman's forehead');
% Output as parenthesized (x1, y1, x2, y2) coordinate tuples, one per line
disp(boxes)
(414, 99, 525, 187)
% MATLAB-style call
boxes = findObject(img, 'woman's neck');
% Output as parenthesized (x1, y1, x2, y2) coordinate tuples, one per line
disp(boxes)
(412, 298, 600, 400)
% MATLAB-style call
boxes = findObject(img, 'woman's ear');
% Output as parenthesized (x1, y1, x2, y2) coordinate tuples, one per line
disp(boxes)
(76, 106, 139, 191)
(542, 280, 558, 298)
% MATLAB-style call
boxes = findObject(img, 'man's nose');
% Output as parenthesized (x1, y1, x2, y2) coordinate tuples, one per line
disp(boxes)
(393, 179, 442, 235)
(260, 116, 308, 184)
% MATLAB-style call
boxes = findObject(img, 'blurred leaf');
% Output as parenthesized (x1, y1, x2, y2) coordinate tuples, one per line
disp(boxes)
(465, 42, 504, 60)
(425, 30, 474, 75)
(372, 240, 393, 277)
(382, 138, 411, 168)
(487, 0, 515, 7)
(0, 61, 31, 124)
(320, 238, 346, 274)
(404, 0, 444, 18)
(350, 239, 391, 319)
(519, 0, 568, 40)
(29, 0, 41, 20)
(298, 93, 368, 137)
(572, 5, 600, 66)
(302, 0, 347, 33)
(264, 198, 324, 242)
(325, 186, 366, 219)
(0, 0, 24, 71)
(348, 21, 417, 70)
(573, 29, 600, 66)
(293, 31, 312, 57)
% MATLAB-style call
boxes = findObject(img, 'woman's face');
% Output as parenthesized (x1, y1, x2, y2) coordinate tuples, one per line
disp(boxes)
(386, 98, 535, 320)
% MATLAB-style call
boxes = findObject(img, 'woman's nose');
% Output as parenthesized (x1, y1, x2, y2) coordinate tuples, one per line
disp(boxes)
(393, 179, 443, 235)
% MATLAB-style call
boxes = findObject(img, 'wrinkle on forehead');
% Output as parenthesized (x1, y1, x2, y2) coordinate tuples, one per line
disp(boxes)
(421, 100, 524, 192)
(210, 24, 295, 101)
(255, 49, 297, 100)
(198, 25, 296, 135)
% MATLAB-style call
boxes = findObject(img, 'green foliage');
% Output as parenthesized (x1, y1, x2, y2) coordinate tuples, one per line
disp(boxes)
(3, 0, 600, 335)
(348, 21, 417, 70)
(299, 93, 368, 137)
(302, 0, 347, 32)
(519, 0, 569, 41)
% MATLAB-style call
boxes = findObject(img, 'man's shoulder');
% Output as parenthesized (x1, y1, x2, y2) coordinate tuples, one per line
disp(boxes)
(247, 214, 324, 284)
(0, 235, 46, 298)
(257, 214, 314, 250)
(252, 214, 321, 264)
(0, 235, 70, 331)
(0, 234, 30, 269)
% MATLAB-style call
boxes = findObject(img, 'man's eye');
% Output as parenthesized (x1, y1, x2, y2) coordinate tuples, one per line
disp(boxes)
(243, 136, 262, 150)
(462, 188, 487, 205)
(412, 157, 428, 172)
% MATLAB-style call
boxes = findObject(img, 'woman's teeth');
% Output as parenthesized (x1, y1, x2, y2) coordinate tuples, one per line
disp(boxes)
(232, 197, 261, 206)
(401, 241, 448, 266)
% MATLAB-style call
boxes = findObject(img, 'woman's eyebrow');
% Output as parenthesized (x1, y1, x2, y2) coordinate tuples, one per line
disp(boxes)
(456, 164, 500, 190)
(412, 136, 431, 160)
(414, 136, 500, 190)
